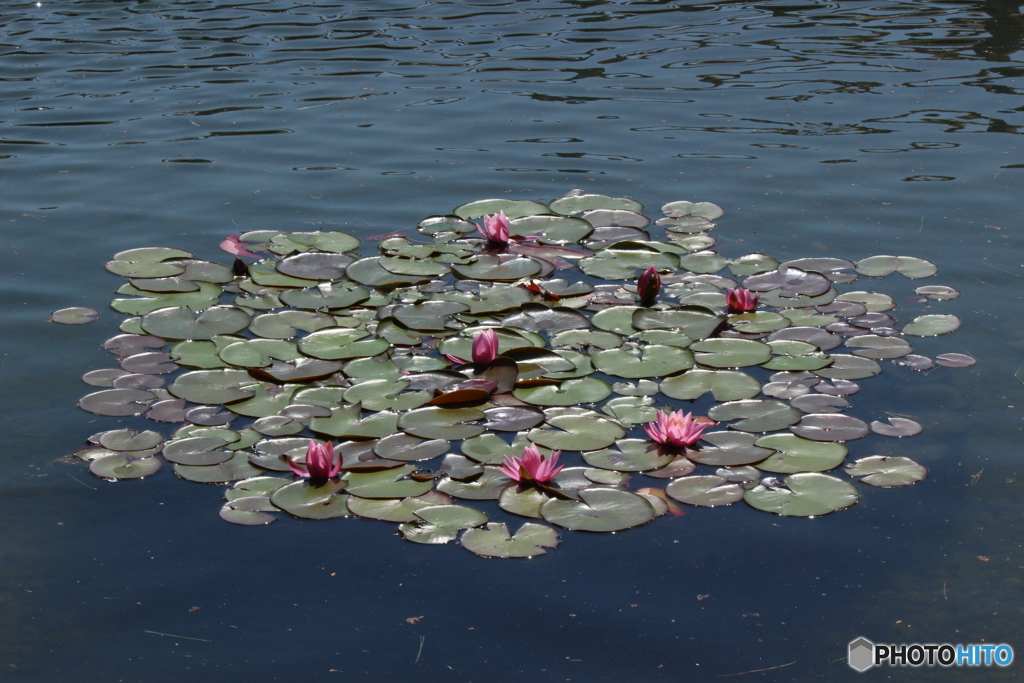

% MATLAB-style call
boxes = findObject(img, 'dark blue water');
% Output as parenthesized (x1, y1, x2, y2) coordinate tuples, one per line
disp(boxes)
(2, 1, 1023, 681)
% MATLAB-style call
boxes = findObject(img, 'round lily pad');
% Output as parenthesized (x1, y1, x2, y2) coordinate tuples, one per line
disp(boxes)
(541, 488, 656, 532)
(744, 473, 859, 517)
(270, 479, 351, 519)
(753, 433, 848, 473)
(90, 454, 163, 480)
(665, 475, 744, 507)
(660, 368, 761, 401)
(902, 314, 960, 337)
(50, 307, 100, 325)
(870, 417, 922, 438)
(460, 521, 559, 558)
(687, 431, 773, 466)
(582, 439, 674, 472)
(790, 413, 870, 442)
(845, 456, 927, 487)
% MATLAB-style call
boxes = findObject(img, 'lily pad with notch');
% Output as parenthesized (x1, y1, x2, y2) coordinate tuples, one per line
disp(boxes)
(541, 488, 656, 532)
(665, 475, 744, 507)
(744, 472, 859, 517)
(845, 456, 927, 487)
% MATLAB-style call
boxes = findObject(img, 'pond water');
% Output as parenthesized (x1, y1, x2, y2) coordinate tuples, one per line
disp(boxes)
(2, 1, 1023, 680)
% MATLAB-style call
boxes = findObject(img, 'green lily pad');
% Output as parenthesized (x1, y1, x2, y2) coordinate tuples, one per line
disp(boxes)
(591, 345, 694, 379)
(582, 439, 674, 471)
(90, 454, 163, 480)
(498, 485, 556, 519)
(278, 283, 371, 310)
(754, 433, 848, 473)
(174, 451, 264, 484)
(844, 456, 927, 487)
(813, 355, 881, 380)
(342, 379, 432, 412)
(452, 254, 543, 281)
(373, 434, 450, 462)
(901, 314, 960, 337)
(397, 504, 490, 545)
(309, 404, 400, 439)
(219, 496, 278, 525)
(345, 465, 434, 499)
(600, 395, 658, 425)
(691, 338, 772, 369)
(707, 400, 801, 433)
(687, 432, 773, 467)
(541, 488, 655, 532)
(111, 281, 222, 316)
(665, 475, 744, 507)
(270, 479, 351, 519)
(50, 307, 100, 325)
(453, 198, 551, 220)
(347, 491, 453, 522)
(845, 334, 913, 359)
(460, 521, 559, 558)
(78, 388, 155, 417)
(660, 369, 761, 401)
(855, 255, 937, 279)
(762, 340, 834, 371)
(436, 466, 510, 500)
(106, 247, 193, 278)
(744, 472, 859, 517)
(399, 407, 486, 440)
(633, 306, 724, 340)
(225, 476, 289, 501)
(834, 291, 895, 312)
(513, 378, 613, 406)
(528, 413, 626, 451)
(549, 192, 643, 215)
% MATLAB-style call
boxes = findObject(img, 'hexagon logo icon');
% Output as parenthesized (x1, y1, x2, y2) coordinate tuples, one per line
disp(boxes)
(848, 637, 875, 672)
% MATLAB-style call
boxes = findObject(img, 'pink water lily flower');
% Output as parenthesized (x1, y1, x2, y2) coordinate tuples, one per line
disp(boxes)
(637, 265, 661, 306)
(445, 328, 501, 366)
(500, 444, 564, 485)
(477, 211, 510, 245)
(725, 287, 759, 313)
(472, 328, 500, 364)
(287, 440, 341, 479)
(644, 410, 714, 449)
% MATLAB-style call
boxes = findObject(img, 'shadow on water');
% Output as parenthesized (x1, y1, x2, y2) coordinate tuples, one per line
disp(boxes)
(1, 1, 1023, 680)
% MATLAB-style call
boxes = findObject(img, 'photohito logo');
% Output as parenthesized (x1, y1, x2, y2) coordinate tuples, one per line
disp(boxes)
(848, 637, 1014, 671)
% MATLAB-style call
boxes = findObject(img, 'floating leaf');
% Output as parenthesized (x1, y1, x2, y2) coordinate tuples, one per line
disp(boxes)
(790, 413, 870, 442)
(935, 353, 975, 368)
(855, 255, 937, 279)
(174, 451, 264, 484)
(460, 521, 559, 557)
(870, 417, 923, 438)
(691, 338, 771, 369)
(513, 378, 612, 406)
(744, 473, 859, 517)
(541, 488, 655, 532)
(347, 491, 453, 523)
(753, 433, 848, 473)
(528, 413, 626, 451)
(79, 389, 154, 417)
(660, 368, 760, 401)
(345, 465, 434, 499)
(50, 307, 100, 325)
(582, 439, 673, 472)
(665, 475, 744, 507)
(591, 345, 694, 379)
(90, 454, 163, 480)
(270, 479, 351, 519)
(845, 456, 927, 487)
(687, 432, 772, 467)
(707, 399, 801, 433)
(902, 314, 960, 337)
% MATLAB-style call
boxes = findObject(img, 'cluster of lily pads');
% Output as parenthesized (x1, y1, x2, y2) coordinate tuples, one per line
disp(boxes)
(65, 190, 972, 559)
